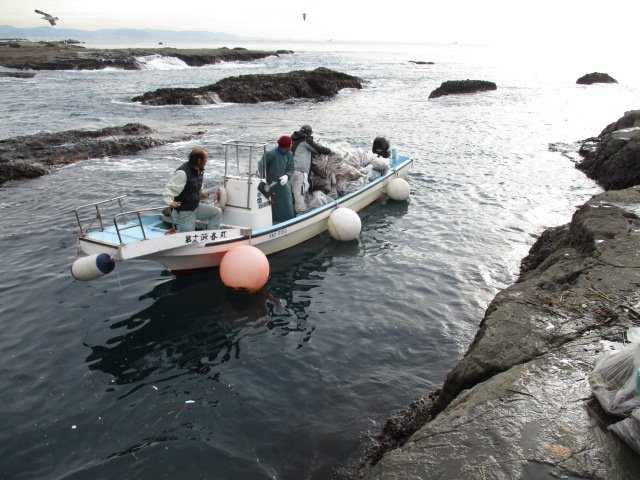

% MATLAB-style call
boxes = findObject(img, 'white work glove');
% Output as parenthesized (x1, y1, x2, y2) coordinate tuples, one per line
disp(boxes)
(279, 175, 288, 186)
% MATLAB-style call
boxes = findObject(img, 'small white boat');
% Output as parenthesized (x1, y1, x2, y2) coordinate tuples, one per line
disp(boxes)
(72, 139, 412, 280)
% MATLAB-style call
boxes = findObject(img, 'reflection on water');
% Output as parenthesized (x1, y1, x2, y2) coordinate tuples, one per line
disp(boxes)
(83, 231, 365, 395)
(85, 275, 300, 389)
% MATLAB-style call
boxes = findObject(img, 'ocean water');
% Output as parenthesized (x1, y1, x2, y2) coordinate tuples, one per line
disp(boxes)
(0, 40, 637, 479)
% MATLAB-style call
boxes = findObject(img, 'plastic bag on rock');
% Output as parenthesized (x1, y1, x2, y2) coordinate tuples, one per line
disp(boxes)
(608, 407, 640, 455)
(588, 342, 640, 417)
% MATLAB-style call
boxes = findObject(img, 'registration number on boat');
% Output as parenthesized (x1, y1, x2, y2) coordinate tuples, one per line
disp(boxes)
(268, 229, 287, 239)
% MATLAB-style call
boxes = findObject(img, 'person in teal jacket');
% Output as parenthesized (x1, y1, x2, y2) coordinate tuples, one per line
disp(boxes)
(258, 136, 295, 224)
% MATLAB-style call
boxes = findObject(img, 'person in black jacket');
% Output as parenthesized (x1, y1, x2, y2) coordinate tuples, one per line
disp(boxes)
(290, 125, 333, 215)
(162, 148, 222, 232)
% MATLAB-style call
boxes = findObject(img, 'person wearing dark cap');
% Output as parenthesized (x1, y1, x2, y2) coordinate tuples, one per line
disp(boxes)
(257, 136, 295, 224)
(290, 125, 333, 216)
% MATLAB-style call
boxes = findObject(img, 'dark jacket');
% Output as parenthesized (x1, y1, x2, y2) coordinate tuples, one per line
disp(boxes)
(174, 162, 203, 211)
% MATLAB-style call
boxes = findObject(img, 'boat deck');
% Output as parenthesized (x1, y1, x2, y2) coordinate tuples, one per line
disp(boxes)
(87, 217, 169, 245)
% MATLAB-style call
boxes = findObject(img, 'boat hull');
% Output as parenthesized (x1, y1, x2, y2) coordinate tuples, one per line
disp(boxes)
(77, 158, 412, 274)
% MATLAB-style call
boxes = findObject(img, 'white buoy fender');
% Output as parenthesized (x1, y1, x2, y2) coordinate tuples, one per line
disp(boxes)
(220, 245, 270, 293)
(386, 177, 410, 201)
(328, 207, 361, 241)
(71, 253, 116, 281)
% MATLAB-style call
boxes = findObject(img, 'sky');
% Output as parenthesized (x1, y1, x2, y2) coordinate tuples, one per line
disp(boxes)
(1, 1, 638, 46)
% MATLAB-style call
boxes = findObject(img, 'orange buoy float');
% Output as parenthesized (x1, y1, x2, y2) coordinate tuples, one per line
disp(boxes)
(219, 245, 269, 293)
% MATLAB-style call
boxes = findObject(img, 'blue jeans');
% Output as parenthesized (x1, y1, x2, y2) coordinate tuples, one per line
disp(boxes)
(173, 203, 222, 232)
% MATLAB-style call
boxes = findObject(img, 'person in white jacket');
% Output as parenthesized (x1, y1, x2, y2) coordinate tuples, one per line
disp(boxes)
(162, 148, 222, 232)
(290, 125, 333, 216)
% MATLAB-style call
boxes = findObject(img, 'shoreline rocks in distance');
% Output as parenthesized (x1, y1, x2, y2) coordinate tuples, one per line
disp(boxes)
(347, 111, 640, 479)
(576, 72, 618, 85)
(0, 40, 288, 71)
(408, 60, 434, 65)
(131, 67, 363, 105)
(0, 71, 36, 78)
(429, 79, 497, 99)
(0, 123, 205, 185)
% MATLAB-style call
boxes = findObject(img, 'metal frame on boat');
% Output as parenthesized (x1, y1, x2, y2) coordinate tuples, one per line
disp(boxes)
(72, 139, 412, 278)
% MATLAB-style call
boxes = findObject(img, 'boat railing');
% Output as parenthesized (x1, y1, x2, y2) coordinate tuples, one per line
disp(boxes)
(76, 195, 168, 245)
(113, 207, 167, 243)
(75, 195, 128, 234)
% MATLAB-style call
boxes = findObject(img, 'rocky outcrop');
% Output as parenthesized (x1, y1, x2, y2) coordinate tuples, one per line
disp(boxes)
(352, 187, 640, 480)
(131, 67, 363, 105)
(577, 110, 640, 190)
(0, 71, 36, 78)
(429, 79, 497, 99)
(577, 72, 618, 85)
(0, 123, 204, 185)
(0, 41, 285, 70)
(349, 114, 640, 479)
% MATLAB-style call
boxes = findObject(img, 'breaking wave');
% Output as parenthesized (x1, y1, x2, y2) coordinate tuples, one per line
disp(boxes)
(135, 55, 190, 70)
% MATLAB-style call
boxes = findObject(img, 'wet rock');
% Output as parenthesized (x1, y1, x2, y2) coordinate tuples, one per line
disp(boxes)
(132, 67, 363, 105)
(577, 72, 618, 85)
(351, 185, 640, 480)
(360, 325, 640, 480)
(432, 186, 640, 413)
(0, 40, 285, 70)
(0, 71, 36, 78)
(576, 110, 640, 190)
(0, 162, 49, 183)
(429, 79, 497, 99)
(0, 123, 204, 185)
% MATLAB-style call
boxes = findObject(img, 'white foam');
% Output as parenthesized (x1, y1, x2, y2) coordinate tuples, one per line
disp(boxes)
(135, 55, 190, 70)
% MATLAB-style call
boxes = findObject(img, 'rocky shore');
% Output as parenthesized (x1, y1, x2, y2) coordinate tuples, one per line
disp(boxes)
(349, 111, 640, 479)
(0, 124, 204, 185)
(0, 40, 287, 70)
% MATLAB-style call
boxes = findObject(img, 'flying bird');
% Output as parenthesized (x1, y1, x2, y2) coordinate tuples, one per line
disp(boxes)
(35, 9, 59, 26)
(302, 13, 308, 21)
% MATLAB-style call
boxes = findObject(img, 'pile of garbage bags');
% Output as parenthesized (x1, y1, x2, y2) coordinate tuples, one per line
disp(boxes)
(588, 327, 640, 455)
(305, 142, 391, 212)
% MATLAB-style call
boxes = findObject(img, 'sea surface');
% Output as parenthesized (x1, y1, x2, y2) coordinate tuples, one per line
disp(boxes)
(0, 40, 637, 479)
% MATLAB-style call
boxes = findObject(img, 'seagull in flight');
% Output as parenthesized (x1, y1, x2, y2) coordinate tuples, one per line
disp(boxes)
(35, 9, 59, 26)
(302, 13, 308, 21)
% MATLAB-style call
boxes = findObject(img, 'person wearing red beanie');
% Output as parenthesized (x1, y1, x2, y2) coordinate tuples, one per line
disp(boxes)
(277, 135, 292, 149)
(257, 136, 295, 223)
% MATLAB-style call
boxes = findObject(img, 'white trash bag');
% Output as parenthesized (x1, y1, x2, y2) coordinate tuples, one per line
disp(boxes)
(588, 341, 640, 417)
